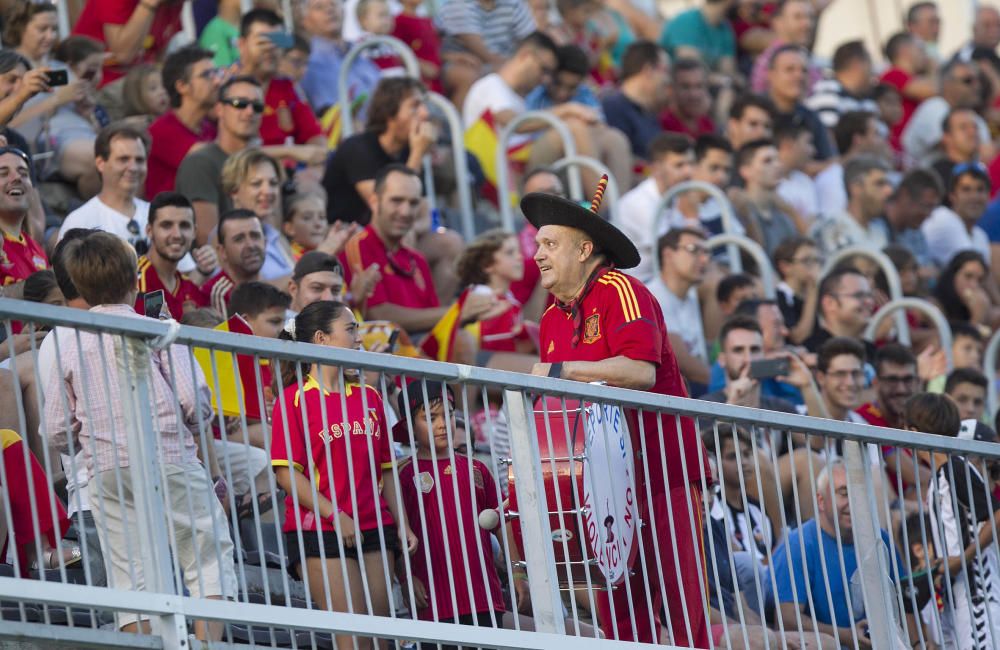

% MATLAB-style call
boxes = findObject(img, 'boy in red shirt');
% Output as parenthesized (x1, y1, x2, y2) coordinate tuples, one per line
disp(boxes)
(394, 379, 506, 628)
(392, 0, 442, 92)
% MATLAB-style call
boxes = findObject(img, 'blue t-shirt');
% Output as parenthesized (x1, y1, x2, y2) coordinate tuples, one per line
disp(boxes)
(708, 362, 805, 405)
(659, 8, 735, 70)
(979, 197, 1000, 243)
(770, 519, 904, 628)
(524, 84, 604, 120)
(601, 91, 661, 159)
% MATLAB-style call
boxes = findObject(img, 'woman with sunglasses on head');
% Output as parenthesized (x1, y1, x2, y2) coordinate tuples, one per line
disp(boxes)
(271, 300, 416, 650)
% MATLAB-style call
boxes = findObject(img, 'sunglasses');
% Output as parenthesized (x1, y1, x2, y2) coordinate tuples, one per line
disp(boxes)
(221, 97, 265, 113)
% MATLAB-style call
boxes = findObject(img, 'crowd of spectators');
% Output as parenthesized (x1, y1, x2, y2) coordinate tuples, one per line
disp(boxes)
(1, 0, 1000, 647)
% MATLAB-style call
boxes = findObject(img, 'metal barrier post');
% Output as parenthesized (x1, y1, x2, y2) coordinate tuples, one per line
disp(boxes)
(862, 298, 953, 369)
(180, 1, 197, 42)
(986, 328, 1000, 419)
(842, 441, 899, 649)
(653, 180, 742, 271)
(56, 1, 70, 39)
(496, 112, 582, 232)
(822, 245, 909, 345)
(427, 91, 475, 241)
(338, 37, 421, 141)
(503, 389, 563, 634)
(705, 234, 776, 298)
(551, 155, 620, 208)
(118, 337, 188, 648)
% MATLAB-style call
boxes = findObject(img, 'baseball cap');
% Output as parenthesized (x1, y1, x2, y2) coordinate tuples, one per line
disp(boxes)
(292, 251, 343, 282)
(392, 378, 455, 442)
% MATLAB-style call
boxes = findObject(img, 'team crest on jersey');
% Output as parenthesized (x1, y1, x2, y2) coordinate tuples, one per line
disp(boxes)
(32, 255, 45, 270)
(473, 466, 484, 490)
(415, 471, 434, 494)
(583, 314, 601, 344)
(444, 464, 453, 475)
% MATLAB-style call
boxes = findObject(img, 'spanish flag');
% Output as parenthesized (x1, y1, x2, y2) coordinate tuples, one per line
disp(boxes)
(463, 109, 531, 207)
(193, 315, 273, 421)
(418, 288, 469, 362)
(320, 93, 369, 149)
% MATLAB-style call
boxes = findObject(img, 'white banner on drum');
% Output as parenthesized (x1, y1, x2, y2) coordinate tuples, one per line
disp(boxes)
(582, 401, 638, 585)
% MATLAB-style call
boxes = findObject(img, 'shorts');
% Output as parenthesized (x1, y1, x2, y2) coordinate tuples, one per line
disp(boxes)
(285, 525, 398, 571)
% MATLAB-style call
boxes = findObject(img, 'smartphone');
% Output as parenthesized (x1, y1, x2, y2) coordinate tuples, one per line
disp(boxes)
(386, 329, 401, 353)
(749, 358, 790, 380)
(143, 290, 165, 319)
(265, 31, 295, 49)
(46, 69, 68, 87)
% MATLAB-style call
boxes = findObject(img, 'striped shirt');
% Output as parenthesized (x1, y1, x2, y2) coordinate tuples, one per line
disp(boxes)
(435, 0, 536, 59)
(804, 78, 879, 129)
(42, 304, 209, 476)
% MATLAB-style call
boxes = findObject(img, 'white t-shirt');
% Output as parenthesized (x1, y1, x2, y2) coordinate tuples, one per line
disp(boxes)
(814, 162, 847, 220)
(463, 73, 529, 146)
(58, 195, 195, 273)
(902, 96, 991, 166)
(646, 276, 707, 362)
(613, 178, 663, 284)
(920, 206, 991, 267)
(810, 209, 888, 257)
(777, 169, 820, 224)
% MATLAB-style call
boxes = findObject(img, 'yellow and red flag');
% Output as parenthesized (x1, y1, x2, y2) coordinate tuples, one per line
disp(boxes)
(463, 109, 531, 207)
(418, 288, 470, 362)
(193, 315, 273, 421)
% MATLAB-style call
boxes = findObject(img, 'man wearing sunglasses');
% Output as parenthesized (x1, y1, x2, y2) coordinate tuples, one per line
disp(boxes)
(0, 147, 48, 316)
(902, 59, 988, 166)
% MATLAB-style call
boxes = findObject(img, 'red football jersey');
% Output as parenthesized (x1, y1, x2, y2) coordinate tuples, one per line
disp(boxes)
(476, 292, 529, 353)
(399, 455, 505, 620)
(136, 256, 208, 320)
(271, 378, 394, 533)
(1, 229, 48, 334)
(146, 112, 217, 198)
(202, 270, 236, 318)
(510, 224, 540, 306)
(341, 225, 439, 311)
(260, 78, 322, 146)
(72, 0, 183, 85)
(539, 268, 711, 493)
(392, 14, 443, 92)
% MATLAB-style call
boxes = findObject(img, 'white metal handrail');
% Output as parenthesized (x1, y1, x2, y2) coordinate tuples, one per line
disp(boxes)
(338, 36, 421, 141)
(652, 181, 743, 272)
(822, 245, 910, 345)
(705, 234, 776, 298)
(550, 155, 620, 210)
(984, 327, 1000, 418)
(496, 111, 582, 232)
(863, 297, 954, 370)
(427, 91, 475, 241)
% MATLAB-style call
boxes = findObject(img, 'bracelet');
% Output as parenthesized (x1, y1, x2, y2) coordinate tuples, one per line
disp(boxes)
(547, 362, 562, 379)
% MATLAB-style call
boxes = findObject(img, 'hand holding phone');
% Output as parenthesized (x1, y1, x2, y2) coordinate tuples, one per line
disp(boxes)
(46, 69, 69, 87)
(143, 290, 165, 319)
(264, 31, 295, 49)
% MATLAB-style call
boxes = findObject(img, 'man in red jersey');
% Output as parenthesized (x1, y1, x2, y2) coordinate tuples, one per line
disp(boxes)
(147, 46, 220, 198)
(0, 148, 48, 313)
(72, 0, 183, 87)
(203, 209, 265, 316)
(136, 193, 208, 320)
(524, 181, 711, 648)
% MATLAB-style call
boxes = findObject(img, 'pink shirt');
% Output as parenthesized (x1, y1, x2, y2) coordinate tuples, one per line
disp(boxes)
(42, 304, 208, 475)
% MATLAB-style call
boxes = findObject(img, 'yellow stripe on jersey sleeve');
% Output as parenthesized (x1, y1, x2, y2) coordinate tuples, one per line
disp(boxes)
(271, 459, 304, 474)
(606, 272, 642, 320)
(598, 274, 640, 322)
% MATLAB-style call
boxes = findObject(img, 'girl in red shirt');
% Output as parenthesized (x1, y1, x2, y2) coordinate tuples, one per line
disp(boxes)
(271, 301, 416, 648)
(455, 229, 538, 357)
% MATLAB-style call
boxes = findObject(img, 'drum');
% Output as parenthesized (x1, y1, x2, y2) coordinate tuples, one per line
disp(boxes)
(507, 396, 639, 588)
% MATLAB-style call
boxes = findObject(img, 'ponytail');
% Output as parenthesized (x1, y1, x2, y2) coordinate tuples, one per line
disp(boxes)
(274, 300, 350, 392)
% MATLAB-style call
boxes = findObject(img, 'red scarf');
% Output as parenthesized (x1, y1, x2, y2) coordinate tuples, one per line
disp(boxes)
(555, 264, 611, 347)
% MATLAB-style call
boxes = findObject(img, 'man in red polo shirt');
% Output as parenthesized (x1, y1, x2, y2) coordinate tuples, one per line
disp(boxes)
(525, 181, 711, 648)
(341, 164, 499, 352)
(147, 46, 220, 198)
(0, 149, 48, 312)
(203, 209, 265, 316)
(237, 9, 325, 150)
(660, 58, 717, 139)
(72, 0, 183, 86)
(136, 192, 208, 320)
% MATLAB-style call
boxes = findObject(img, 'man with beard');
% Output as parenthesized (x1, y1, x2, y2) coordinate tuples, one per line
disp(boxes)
(770, 460, 908, 649)
(922, 163, 993, 268)
(856, 344, 928, 501)
(203, 209, 266, 316)
(802, 267, 876, 356)
(135, 193, 208, 321)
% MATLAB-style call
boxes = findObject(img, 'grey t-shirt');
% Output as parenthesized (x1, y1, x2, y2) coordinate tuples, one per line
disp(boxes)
(174, 143, 230, 215)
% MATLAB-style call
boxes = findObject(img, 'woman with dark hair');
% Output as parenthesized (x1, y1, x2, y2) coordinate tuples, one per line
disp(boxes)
(271, 300, 416, 649)
(932, 250, 998, 331)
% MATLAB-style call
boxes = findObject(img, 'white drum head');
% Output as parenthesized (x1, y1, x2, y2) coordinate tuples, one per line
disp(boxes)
(581, 402, 638, 585)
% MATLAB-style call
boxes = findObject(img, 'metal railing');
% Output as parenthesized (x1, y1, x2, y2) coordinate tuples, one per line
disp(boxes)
(706, 234, 776, 298)
(653, 181, 743, 272)
(2, 297, 998, 650)
(338, 36, 421, 141)
(497, 112, 583, 232)
(427, 91, 476, 241)
(987, 328, 1000, 419)
(822, 245, 910, 345)
(550, 155, 620, 209)
(864, 298, 954, 370)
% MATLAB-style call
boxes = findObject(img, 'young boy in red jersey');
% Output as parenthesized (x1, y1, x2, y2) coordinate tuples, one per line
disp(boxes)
(394, 378, 506, 634)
